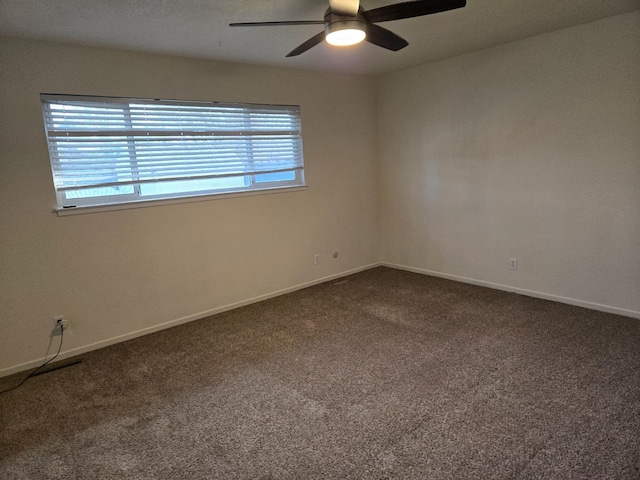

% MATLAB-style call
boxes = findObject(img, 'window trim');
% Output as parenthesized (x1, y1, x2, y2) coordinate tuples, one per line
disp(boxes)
(53, 184, 308, 216)
(41, 93, 306, 212)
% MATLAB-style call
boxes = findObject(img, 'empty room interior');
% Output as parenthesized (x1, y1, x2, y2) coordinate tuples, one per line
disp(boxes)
(1, 0, 639, 478)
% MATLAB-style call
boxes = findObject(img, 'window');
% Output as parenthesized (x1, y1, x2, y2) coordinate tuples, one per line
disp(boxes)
(41, 94, 305, 210)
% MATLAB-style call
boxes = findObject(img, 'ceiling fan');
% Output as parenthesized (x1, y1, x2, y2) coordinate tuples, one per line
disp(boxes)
(229, 0, 466, 57)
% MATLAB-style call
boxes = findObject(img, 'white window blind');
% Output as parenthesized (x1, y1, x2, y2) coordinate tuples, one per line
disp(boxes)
(41, 94, 305, 208)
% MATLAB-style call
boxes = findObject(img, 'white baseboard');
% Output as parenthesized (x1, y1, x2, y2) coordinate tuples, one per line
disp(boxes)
(382, 262, 640, 320)
(0, 263, 381, 379)
(5, 261, 636, 379)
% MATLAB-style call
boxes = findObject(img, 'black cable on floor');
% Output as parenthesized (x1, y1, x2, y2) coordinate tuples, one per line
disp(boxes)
(0, 328, 65, 395)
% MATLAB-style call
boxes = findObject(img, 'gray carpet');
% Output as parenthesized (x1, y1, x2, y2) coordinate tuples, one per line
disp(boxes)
(1, 266, 639, 479)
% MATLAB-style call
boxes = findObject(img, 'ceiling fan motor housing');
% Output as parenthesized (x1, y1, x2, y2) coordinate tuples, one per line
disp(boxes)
(324, 10, 367, 39)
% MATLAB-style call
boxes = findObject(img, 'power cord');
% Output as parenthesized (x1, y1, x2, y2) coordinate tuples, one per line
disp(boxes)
(0, 327, 65, 395)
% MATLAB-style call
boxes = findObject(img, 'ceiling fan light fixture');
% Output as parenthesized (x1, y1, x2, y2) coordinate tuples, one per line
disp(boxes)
(231, 0, 467, 57)
(325, 20, 366, 47)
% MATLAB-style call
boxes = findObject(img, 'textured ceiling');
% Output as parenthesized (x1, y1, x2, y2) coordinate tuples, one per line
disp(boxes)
(1, 0, 638, 75)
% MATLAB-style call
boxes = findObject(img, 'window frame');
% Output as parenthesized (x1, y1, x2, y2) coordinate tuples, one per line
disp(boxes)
(41, 94, 306, 213)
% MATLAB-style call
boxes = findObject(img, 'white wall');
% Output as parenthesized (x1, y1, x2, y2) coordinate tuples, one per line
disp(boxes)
(377, 12, 640, 316)
(0, 38, 379, 375)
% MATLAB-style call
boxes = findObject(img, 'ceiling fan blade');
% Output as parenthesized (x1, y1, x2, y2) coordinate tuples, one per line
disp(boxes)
(286, 31, 326, 57)
(329, 0, 360, 16)
(230, 20, 324, 27)
(365, 0, 466, 23)
(366, 24, 408, 51)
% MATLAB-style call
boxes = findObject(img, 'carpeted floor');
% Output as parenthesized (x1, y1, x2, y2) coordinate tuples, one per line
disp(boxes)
(1, 266, 639, 479)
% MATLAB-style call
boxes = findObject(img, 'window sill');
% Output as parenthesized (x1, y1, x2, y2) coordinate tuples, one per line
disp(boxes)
(54, 185, 308, 216)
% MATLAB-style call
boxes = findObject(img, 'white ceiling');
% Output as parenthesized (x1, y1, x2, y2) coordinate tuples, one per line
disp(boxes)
(1, 0, 638, 76)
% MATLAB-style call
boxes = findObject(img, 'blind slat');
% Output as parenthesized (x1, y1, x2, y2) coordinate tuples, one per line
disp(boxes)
(57, 167, 304, 192)
(47, 130, 299, 137)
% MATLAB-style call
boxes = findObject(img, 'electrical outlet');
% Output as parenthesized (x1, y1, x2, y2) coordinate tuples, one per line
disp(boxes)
(314, 254, 320, 265)
(509, 258, 517, 270)
(53, 315, 68, 330)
